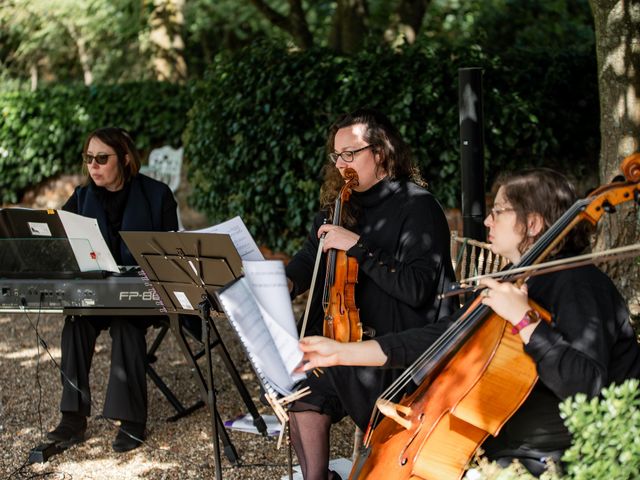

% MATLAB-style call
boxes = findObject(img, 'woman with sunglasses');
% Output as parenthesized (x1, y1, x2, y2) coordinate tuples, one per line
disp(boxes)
(285, 109, 456, 479)
(294, 168, 640, 478)
(47, 127, 178, 453)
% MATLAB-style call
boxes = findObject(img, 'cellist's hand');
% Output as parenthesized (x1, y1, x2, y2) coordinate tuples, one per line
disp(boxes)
(479, 278, 540, 342)
(295, 336, 388, 372)
(317, 224, 360, 252)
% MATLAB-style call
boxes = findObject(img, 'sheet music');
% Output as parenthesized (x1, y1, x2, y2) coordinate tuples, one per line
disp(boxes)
(242, 260, 305, 382)
(217, 277, 303, 396)
(189, 216, 264, 261)
(57, 210, 120, 273)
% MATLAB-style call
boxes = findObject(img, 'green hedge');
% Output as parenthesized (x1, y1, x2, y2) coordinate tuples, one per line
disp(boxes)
(1, 41, 598, 253)
(0, 82, 191, 204)
(184, 40, 598, 253)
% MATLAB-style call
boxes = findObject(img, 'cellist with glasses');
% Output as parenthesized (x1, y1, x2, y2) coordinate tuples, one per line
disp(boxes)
(296, 168, 640, 478)
(285, 108, 456, 480)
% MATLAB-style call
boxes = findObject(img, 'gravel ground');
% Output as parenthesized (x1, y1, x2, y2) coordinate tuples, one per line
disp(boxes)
(0, 310, 354, 479)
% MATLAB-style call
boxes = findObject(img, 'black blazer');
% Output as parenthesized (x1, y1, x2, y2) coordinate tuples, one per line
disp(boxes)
(63, 174, 178, 265)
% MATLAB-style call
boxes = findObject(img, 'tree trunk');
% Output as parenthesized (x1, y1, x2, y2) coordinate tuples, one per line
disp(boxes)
(149, 0, 187, 82)
(65, 22, 93, 86)
(590, 0, 640, 303)
(30, 64, 38, 91)
(386, 0, 430, 45)
(249, 0, 313, 50)
(328, 0, 368, 55)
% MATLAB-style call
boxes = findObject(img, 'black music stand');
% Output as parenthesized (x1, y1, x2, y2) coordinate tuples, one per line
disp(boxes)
(121, 231, 267, 479)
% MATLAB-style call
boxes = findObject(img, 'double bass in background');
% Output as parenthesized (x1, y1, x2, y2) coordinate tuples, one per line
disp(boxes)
(296, 156, 640, 480)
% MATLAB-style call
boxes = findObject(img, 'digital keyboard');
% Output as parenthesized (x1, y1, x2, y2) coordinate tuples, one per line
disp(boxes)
(0, 271, 164, 316)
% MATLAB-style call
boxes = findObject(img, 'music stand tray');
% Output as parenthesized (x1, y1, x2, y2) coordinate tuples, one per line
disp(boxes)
(121, 231, 267, 478)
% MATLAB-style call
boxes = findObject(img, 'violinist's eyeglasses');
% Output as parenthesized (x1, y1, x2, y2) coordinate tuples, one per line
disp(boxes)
(489, 206, 515, 220)
(83, 153, 116, 165)
(328, 145, 374, 164)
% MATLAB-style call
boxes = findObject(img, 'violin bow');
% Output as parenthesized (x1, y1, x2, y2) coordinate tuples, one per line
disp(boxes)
(299, 233, 326, 339)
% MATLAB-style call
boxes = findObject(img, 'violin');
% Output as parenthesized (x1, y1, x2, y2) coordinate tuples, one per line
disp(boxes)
(349, 153, 640, 479)
(322, 167, 363, 343)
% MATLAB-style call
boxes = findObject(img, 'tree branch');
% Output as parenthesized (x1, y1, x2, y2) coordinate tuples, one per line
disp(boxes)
(249, 0, 292, 32)
(249, 0, 313, 49)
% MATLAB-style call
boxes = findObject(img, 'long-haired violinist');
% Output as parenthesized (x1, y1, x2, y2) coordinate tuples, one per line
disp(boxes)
(285, 108, 456, 479)
(296, 168, 640, 478)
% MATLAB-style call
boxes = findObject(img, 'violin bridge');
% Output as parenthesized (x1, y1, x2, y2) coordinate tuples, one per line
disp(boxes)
(376, 399, 413, 430)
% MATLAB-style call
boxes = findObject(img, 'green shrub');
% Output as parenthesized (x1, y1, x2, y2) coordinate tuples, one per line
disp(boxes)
(184, 39, 598, 253)
(560, 379, 640, 480)
(0, 82, 190, 204)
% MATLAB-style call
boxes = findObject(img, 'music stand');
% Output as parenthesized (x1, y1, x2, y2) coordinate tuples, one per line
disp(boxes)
(121, 231, 267, 479)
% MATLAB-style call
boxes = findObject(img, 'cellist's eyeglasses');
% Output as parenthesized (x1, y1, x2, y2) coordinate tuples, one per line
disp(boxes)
(489, 206, 515, 220)
(328, 145, 374, 164)
(83, 153, 116, 165)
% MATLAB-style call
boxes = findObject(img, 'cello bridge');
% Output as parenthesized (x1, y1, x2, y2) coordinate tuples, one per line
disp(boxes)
(375, 399, 413, 430)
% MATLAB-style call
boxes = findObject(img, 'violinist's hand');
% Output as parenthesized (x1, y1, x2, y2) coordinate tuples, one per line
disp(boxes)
(317, 224, 359, 252)
(295, 336, 343, 372)
(479, 278, 540, 343)
(294, 336, 388, 373)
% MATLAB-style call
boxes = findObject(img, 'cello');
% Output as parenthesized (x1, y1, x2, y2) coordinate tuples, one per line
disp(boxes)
(349, 154, 640, 479)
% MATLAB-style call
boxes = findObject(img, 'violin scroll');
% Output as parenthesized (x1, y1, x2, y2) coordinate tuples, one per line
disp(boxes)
(339, 167, 360, 202)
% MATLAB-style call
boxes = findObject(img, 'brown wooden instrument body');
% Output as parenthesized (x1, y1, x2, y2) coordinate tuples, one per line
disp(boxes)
(323, 167, 363, 343)
(351, 299, 550, 480)
(350, 154, 640, 480)
(323, 250, 362, 342)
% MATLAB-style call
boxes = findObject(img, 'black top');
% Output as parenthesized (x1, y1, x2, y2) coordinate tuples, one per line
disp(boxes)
(96, 182, 131, 263)
(63, 174, 178, 265)
(287, 177, 456, 429)
(286, 177, 456, 338)
(376, 264, 640, 457)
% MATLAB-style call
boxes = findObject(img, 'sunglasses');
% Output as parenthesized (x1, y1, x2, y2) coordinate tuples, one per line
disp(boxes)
(83, 153, 116, 165)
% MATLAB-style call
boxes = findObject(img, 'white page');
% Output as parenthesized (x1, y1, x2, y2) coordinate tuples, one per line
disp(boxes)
(57, 210, 119, 272)
(217, 278, 300, 396)
(242, 260, 305, 382)
(188, 216, 264, 261)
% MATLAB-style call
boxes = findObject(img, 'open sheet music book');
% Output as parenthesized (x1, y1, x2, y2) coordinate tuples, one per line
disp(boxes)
(216, 260, 306, 397)
(0, 207, 119, 273)
(188, 216, 264, 261)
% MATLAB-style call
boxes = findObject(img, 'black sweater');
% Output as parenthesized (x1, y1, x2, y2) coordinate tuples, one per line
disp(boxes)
(286, 177, 456, 338)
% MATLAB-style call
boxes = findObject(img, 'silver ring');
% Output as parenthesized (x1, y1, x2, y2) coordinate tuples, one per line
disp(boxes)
(482, 289, 490, 298)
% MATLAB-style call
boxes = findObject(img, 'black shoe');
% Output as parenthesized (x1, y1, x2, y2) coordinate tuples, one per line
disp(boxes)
(47, 412, 87, 446)
(112, 421, 145, 453)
